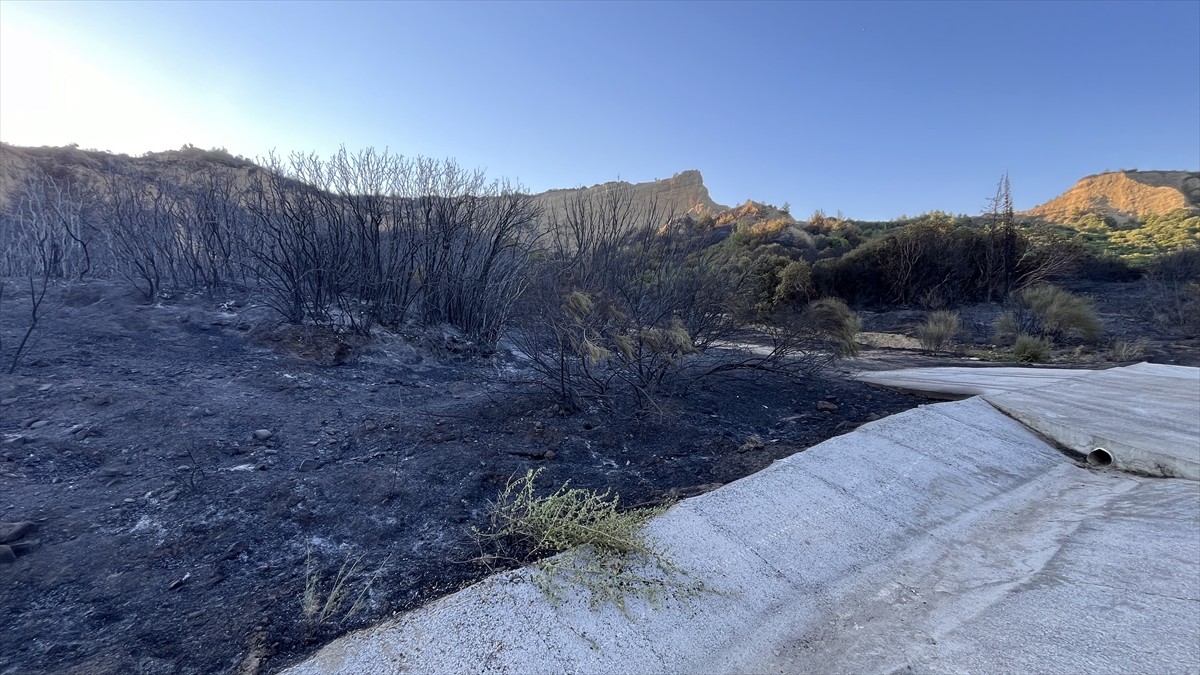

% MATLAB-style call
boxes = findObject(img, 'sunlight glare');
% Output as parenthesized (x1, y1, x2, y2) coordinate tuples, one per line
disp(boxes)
(1, 16, 201, 153)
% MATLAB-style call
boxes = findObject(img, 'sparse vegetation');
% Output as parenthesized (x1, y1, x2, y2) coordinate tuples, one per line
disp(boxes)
(476, 469, 695, 612)
(915, 310, 960, 353)
(482, 469, 665, 560)
(301, 545, 389, 629)
(514, 185, 853, 412)
(1011, 333, 1051, 362)
(1019, 284, 1104, 343)
(1109, 338, 1148, 362)
(1143, 247, 1200, 334)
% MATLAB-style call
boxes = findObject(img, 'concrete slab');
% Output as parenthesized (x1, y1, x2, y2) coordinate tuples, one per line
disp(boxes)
(853, 365, 1096, 398)
(283, 393, 1200, 675)
(751, 470, 1200, 675)
(857, 362, 1200, 479)
(986, 363, 1200, 480)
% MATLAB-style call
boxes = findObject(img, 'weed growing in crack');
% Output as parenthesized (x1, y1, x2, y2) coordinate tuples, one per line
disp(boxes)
(476, 468, 706, 614)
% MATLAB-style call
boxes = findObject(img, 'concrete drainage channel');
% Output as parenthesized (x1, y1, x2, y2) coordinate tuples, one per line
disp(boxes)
(859, 362, 1200, 480)
(285, 364, 1200, 675)
(979, 363, 1199, 480)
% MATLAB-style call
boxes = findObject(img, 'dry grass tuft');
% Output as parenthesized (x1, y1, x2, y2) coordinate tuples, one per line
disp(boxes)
(302, 545, 389, 628)
(915, 311, 960, 353)
(477, 469, 702, 613)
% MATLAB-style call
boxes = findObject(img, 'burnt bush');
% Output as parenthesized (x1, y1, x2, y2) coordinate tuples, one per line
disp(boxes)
(512, 186, 851, 411)
(233, 151, 540, 342)
(1, 164, 101, 281)
(1144, 247, 1200, 334)
(1076, 251, 1140, 282)
(6, 148, 540, 345)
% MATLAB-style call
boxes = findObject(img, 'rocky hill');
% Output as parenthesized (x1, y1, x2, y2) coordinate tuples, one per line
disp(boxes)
(1023, 170, 1200, 224)
(531, 169, 725, 221)
(0, 144, 725, 224)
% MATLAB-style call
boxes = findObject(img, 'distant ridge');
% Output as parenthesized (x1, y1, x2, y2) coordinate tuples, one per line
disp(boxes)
(0, 144, 726, 225)
(1023, 170, 1200, 223)
(531, 170, 726, 220)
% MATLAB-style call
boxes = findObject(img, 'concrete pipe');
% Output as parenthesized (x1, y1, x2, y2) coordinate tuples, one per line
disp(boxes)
(1087, 447, 1114, 467)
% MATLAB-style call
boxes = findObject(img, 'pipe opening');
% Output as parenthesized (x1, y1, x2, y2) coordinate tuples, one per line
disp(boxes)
(1087, 447, 1113, 467)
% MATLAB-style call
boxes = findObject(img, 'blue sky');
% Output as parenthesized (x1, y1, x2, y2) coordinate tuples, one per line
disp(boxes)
(1, 0, 1197, 219)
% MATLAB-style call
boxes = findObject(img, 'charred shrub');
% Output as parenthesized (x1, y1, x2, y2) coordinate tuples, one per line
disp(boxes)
(1144, 247, 1200, 334)
(513, 185, 843, 411)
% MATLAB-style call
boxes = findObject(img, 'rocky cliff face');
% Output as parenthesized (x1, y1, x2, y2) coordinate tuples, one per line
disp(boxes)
(1023, 170, 1200, 223)
(531, 170, 725, 222)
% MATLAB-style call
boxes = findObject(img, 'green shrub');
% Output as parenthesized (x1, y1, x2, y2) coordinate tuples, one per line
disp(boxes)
(915, 310, 960, 353)
(1012, 333, 1051, 362)
(773, 259, 814, 307)
(1108, 210, 1200, 264)
(1020, 284, 1104, 343)
(477, 469, 696, 612)
(484, 469, 664, 558)
(806, 297, 862, 357)
(807, 211, 1084, 308)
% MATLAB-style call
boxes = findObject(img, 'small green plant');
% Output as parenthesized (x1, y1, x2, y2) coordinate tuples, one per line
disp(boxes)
(477, 469, 700, 613)
(915, 310, 960, 353)
(1012, 333, 1051, 362)
(302, 545, 389, 628)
